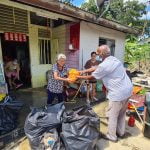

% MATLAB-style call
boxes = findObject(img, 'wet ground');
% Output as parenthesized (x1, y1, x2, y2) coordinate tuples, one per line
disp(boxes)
(10, 87, 105, 128)
(2, 88, 150, 150)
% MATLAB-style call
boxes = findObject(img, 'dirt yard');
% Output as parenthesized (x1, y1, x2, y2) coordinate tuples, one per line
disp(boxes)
(93, 101, 150, 150)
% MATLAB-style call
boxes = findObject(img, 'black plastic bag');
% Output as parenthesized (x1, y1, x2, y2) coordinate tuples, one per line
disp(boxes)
(24, 102, 65, 150)
(0, 96, 23, 110)
(0, 96, 23, 135)
(62, 106, 100, 150)
(0, 107, 17, 135)
(40, 128, 64, 150)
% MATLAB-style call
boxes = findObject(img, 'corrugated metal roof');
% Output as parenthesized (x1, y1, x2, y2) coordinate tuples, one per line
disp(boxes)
(10, 0, 140, 34)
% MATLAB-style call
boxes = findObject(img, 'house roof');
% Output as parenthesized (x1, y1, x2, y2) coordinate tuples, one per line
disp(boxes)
(11, 0, 140, 34)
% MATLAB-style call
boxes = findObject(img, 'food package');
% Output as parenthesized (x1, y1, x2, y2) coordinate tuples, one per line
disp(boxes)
(68, 69, 80, 83)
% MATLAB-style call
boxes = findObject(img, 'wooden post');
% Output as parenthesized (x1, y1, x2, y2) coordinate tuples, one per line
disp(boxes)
(143, 92, 150, 138)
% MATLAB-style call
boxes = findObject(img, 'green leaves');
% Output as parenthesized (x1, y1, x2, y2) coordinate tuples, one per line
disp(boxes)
(139, 88, 147, 95)
(81, 0, 147, 32)
(104, 0, 146, 29)
(81, 0, 99, 14)
(125, 38, 150, 65)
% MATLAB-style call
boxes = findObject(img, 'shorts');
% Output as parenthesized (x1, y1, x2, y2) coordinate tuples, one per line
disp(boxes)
(6, 72, 17, 78)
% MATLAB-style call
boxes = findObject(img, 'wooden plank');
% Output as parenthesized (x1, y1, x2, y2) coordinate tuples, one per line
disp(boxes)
(133, 82, 150, 89)
(143, 92, 150, 138)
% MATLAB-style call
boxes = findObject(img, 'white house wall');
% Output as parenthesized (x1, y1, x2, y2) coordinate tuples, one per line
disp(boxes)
(29, 25, 51, 88)
(79, 21, 126, 69)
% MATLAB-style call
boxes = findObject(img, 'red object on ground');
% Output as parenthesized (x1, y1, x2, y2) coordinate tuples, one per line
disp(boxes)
(128, 115, 135, 127)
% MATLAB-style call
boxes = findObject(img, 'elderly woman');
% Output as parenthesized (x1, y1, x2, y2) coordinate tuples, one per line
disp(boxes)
(47, 54, 70, 104)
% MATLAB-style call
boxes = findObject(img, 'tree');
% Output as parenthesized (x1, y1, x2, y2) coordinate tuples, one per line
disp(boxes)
(81, 0, 149, 68)
(143, 20, 150, 37)
(104, 0, 146, 30)
(81, 0, 99, 14)
(125, 38, 150, 69)
(81, 0, 146, 30)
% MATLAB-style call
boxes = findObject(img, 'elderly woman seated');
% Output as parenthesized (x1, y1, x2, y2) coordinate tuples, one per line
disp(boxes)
(47, 54, 70, 104)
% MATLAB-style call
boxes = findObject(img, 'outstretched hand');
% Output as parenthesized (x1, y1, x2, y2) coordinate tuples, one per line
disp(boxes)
(66, 78, 72, 82)
(77, 75, 92, 80)
(78, 70, 85, 75)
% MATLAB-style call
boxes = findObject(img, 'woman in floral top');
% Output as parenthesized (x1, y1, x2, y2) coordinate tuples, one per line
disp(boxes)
(47, 54, 70, 104)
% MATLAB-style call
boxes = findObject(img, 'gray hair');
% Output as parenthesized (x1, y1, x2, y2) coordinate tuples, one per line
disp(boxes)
(98, 45, 111, 57)
(56, 53, 66, 61)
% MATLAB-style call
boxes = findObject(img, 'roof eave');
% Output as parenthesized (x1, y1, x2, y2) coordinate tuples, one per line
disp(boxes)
(10, 0, 140, 35)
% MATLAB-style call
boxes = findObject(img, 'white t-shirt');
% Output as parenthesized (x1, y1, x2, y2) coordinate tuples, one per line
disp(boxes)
(92, 56, 133, 101)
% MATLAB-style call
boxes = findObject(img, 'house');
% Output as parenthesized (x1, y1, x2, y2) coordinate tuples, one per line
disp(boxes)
(0, 0, 139, 88)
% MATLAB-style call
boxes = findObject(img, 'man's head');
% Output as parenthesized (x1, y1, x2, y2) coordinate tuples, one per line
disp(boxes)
(97, 45, 111, 60)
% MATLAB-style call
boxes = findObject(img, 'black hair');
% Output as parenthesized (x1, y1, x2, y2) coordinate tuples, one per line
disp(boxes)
(91, 51, 96, 56)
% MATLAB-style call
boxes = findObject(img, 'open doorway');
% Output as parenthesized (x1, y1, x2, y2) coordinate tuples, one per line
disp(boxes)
(0, 33, 31, 88)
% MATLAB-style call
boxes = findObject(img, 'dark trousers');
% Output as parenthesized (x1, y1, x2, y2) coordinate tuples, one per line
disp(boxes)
(47, 90, 64, 104)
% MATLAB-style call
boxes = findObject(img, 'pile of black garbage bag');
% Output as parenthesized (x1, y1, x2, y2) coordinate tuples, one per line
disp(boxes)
(0, 96, 23, 135)
(24, 102, 100, 150)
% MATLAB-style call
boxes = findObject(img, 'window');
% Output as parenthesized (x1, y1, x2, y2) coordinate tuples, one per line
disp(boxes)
(30, 12, 50, 27)
(39, 39, 51, 64)
(99, 38, 115, 56)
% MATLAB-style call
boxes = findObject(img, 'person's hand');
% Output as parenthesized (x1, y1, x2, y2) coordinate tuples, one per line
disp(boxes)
(77, 75, 86, 79)
(65, 78, 72, 82)
(77, 75, 92, 80)
(78, 70, 85, 75)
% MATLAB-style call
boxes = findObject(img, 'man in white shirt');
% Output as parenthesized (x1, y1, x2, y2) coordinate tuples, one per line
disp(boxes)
(78, 45, 133, 142)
